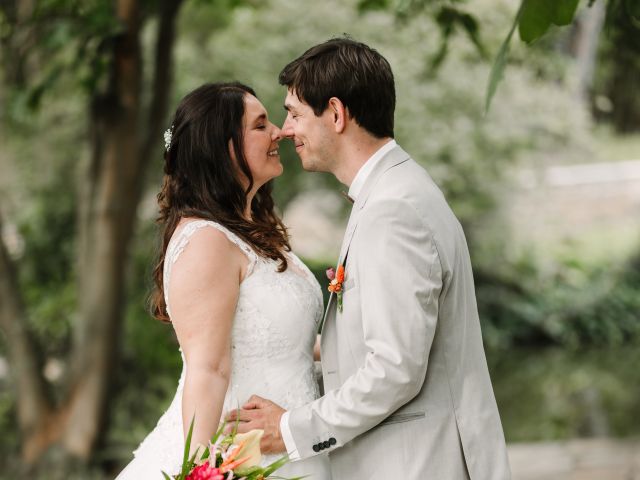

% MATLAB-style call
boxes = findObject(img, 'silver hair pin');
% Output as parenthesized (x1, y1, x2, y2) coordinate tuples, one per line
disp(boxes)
(164, 125, 173, 151)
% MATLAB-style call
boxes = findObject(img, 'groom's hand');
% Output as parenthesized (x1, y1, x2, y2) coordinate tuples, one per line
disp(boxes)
(225, 395, 286, 454)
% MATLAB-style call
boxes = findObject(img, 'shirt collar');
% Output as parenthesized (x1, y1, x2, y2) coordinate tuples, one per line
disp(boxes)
(348, 139, 397, 201)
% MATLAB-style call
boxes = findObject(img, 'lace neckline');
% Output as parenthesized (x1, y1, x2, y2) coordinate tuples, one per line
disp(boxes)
(163, 219, 319, 318)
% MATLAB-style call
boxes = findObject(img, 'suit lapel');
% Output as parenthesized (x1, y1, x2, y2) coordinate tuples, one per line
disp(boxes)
(320, 145, 410, 333)
(337, 144, 410, 264)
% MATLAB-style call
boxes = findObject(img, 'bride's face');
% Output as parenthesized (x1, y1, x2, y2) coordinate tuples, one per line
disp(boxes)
(237, 94, 283, 191)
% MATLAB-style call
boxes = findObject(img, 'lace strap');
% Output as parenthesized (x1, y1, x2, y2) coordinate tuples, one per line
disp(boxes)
(163, 219, 258, 318)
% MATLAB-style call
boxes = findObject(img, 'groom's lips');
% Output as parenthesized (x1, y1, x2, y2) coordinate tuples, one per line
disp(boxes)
(295, 142, 304, 150)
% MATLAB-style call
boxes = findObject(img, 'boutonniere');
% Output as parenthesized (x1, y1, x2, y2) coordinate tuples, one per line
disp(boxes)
(326, 264, 345, 312)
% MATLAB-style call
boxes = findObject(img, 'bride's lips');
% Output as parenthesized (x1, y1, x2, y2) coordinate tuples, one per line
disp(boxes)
(267, 147, 279, 157)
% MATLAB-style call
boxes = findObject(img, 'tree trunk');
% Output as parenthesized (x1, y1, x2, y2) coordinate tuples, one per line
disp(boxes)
(0, 0, 35, 87)
(63, 0, 185, 461)
(599, 3, 640, 132)
(62, 0, 142, 459)
(0, 0, 184, 464)
(0, 214, 51, 460)
(567, 2, 606, 101)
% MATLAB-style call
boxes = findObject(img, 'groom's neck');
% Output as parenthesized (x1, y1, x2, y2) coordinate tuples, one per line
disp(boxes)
(333, 133, 393, 187)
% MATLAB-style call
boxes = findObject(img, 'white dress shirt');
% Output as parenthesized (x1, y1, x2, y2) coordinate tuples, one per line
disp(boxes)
(279, 139, 397, 461)
(347, 139, 396, 201)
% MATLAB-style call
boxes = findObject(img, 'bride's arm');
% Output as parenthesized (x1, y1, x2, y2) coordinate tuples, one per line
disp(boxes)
(168, 228, 243, 455)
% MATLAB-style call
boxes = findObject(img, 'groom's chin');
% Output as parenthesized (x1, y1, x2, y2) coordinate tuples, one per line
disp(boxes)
(299, 159, 324, 173)
(299, 160, 315, 172)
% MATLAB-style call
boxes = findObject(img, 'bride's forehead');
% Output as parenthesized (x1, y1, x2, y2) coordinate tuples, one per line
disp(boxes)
(244, 94, 267, 119)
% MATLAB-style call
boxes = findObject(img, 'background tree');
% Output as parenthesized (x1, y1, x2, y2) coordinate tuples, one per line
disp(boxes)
(0, 0, 185, 469)
(0, 0, 639, 477)
(593, 0, 640, 132)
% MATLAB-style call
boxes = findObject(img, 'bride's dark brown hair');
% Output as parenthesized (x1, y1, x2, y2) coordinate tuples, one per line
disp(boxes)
(151, 82, 290, 322)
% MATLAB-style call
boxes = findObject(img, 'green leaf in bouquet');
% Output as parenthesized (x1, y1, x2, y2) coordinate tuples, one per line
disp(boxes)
(201, 422, 227, 466)
(188, 450, 199, 467)
(212, 420, 226, 443)
(161, 473, 172, 480)
(179, 415, 197, 479)
(266, 476, 308, 480)
(201, 445, 210, 461)
(261, 455, 292, 476)
(233, 465, 263, 477)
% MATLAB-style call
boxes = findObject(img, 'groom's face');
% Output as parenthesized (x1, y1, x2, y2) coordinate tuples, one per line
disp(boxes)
(282, 90, 335, 173)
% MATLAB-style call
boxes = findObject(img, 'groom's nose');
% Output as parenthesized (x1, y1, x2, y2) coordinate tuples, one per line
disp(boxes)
(281, 116, 295, 138)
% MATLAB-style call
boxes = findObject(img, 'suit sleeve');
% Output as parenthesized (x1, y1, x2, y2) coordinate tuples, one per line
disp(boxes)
(287, 197, 443, 459)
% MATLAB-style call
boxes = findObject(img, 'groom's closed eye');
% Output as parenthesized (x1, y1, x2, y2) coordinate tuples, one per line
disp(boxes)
(284, 104, 299, 116)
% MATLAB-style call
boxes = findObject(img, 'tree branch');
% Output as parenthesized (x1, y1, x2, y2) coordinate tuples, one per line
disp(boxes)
(139, 0, 184, 177)
(0, 213, 50, 439)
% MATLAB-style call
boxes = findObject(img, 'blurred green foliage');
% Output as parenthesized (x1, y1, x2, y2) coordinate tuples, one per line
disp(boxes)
(103, 222, 183, 469)
(17, 169, 77, 354)
(173, 0, 592, 227)
(490, 345, 640, 441)
(518, 0, 580, 44)
(477, 253, 640, 350)
(592, 0, 640, 132)
(1, 0, 640, 476)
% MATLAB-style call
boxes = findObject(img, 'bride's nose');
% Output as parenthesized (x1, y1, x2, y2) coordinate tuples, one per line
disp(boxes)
(271, 123, 282, 142)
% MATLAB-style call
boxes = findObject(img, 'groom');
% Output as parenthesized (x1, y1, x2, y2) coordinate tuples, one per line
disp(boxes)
(229, 37, 511, 479)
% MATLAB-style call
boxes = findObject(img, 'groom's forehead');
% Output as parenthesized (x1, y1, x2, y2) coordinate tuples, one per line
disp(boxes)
(284, 90, 305, 109)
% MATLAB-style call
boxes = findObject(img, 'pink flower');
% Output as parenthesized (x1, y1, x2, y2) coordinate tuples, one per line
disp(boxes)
(186, 464, 224, 480)
(326, 267, 336, 281)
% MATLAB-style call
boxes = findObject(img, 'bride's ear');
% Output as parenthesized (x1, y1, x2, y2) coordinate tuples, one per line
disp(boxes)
(328, 97, 347, 134)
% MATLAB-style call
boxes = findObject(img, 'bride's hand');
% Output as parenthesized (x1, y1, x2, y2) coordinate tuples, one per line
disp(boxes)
(225, 395, 286, 454)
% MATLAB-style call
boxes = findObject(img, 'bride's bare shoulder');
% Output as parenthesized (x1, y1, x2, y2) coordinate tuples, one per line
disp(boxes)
(168, 218, 248, 280)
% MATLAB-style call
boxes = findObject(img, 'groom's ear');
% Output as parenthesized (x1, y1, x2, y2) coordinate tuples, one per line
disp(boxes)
(327, 97, 347, 134)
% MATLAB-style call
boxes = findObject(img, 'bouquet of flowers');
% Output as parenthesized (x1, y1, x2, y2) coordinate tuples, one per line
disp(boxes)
(162, 416, 303, 480)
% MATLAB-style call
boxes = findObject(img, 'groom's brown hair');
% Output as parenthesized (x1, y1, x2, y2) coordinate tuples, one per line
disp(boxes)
(279, 36, 395, 139)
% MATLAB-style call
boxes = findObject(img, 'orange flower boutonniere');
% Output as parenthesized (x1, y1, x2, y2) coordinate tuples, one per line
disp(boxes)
(326, 264, 345, 312)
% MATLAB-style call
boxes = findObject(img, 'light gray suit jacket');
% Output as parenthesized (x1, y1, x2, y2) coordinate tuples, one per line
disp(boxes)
(288, 145, 511, 479)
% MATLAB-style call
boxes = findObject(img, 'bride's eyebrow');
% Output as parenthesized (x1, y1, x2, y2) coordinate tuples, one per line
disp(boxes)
(252, 113, 267, 124)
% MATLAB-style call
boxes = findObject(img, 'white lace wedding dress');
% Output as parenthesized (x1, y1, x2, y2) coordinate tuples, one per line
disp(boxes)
(116, 219, 331, 479)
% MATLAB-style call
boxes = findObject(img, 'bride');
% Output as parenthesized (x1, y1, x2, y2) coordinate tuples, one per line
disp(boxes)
(116, 82, 331, 479)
